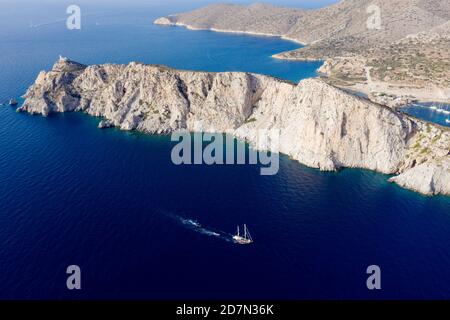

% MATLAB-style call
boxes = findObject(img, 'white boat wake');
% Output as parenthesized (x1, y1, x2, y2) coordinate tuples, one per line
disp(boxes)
(163, 212, 233, 242)
(29, 12, 97, 29)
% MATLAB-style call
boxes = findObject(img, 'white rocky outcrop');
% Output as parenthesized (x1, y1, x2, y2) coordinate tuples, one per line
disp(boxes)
(19, 57, 450, 196)
(390, 160, 450, 196)
(154, 17, 176, 26)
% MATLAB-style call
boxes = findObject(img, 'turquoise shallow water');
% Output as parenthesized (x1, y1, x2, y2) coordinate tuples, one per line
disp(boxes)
(0, 1, 449, 299)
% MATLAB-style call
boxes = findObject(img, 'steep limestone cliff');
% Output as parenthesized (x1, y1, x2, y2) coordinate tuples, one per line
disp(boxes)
(18, 57, 450, 196)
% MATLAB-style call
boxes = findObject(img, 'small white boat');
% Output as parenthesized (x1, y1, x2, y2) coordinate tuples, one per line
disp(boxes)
(9, 98, 18, 106)
(233, 224, 253, 245)
(446, 119, 450, 124)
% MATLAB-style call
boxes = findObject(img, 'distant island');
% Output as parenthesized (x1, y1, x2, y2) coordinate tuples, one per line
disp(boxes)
(154, 0, 450, 105)
(18, 57, 450, 196)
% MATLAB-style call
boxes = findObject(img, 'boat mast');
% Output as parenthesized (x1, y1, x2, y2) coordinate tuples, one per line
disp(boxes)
(245, 225, 252, 242)
(244, 224, 247, 239)
(237, 226, 240, 237)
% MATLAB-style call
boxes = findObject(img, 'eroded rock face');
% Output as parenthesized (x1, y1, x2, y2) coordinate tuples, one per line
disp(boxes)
(19, 57, 450, 196)
(234, 78, 415, 174)
(21, 58, 86, 116)
(390, 160, 450, 196)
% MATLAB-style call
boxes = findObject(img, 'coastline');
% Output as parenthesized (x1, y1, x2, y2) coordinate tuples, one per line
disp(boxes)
(154, 18, 450, 107)
(4, 2, 450, 301)
(154, 19, 308, 46)
(155, 19, 449, 106)
(154, 19, 325, 71)
(272, 53, 323, 62)
(337, 82, 450, 105)
(19, 57, 450, 197)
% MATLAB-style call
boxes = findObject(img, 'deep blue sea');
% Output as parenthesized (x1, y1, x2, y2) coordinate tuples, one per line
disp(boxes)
(1, 1, 450, 300)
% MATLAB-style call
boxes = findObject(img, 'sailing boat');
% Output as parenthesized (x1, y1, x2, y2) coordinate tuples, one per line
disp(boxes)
(233, 224, 253, 244)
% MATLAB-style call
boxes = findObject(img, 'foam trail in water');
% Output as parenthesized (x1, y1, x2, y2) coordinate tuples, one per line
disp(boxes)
(162, 211, 233, 242)
(29, 13, 98, 29)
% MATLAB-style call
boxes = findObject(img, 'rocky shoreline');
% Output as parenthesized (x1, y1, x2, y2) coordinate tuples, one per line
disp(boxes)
(154, 17, 307, 45)
(18, 57, 450, 196)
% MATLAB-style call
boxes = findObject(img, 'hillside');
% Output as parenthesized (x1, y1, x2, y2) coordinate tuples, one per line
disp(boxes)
(155, 1, 450, 101)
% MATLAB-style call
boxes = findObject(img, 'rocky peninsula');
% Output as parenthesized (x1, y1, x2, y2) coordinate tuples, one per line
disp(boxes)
(18, 57, 450, 196)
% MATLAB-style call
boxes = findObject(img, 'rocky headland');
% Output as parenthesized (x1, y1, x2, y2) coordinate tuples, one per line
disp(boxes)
(18, 57, 450, 196)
